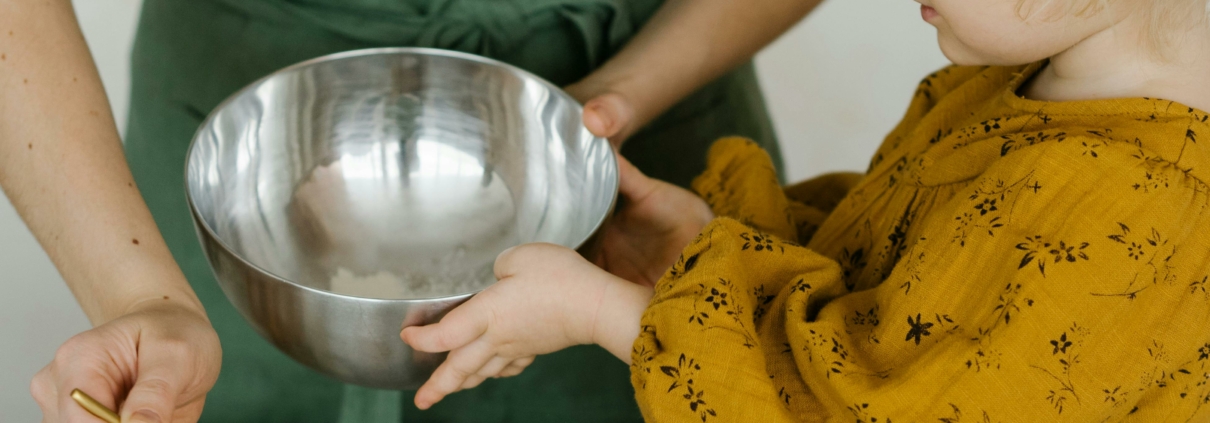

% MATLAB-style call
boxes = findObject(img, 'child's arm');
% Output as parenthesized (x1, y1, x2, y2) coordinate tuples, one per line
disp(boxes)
(569, 0, 824, 143)
(401, 244, 652, 409)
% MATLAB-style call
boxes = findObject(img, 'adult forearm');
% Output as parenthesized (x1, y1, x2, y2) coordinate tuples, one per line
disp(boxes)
(0, 0, 203, 325)
(582, 0, 823, 130)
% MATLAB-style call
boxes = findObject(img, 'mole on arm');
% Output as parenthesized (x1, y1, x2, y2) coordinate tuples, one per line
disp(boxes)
(163, 295, 170, 300)
(132, 238, 140, 245)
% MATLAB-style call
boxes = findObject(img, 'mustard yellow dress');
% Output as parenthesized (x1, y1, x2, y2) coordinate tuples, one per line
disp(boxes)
(631, 63, 1210, 422)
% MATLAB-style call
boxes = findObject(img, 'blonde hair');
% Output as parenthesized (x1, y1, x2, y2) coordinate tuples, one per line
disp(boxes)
(1016, 0, 1210, 57)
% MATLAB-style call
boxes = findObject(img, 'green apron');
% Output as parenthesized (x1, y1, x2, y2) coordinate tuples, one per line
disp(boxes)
(123, 0, 783, 421)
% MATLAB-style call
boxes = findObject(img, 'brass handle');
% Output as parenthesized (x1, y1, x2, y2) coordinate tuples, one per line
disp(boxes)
(70, 389, 120, 423)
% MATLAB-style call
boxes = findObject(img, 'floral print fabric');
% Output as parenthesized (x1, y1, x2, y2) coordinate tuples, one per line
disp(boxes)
(631, 63, 1210, 422)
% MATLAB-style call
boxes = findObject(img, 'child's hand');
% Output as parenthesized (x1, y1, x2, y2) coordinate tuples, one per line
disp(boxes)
(400, 244, 617, 409)
(596, 156, 714, 286)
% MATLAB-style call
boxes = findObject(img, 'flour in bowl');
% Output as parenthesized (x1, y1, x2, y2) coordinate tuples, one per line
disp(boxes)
(326, 247, 496, 299)
(328, 268, 411, 299)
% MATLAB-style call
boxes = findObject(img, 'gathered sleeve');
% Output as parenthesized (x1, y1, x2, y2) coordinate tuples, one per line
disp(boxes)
(631, 138, 1210, 422)
(691, 137, 864, 244)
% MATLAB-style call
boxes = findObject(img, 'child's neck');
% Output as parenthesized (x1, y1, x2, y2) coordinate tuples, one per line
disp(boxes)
(1023, 15, 1210, 112)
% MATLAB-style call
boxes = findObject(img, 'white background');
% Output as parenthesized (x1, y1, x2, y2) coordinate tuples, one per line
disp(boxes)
(0, 0, 947, 419)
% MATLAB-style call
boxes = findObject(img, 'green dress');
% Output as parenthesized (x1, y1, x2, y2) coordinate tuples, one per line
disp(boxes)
(123, 0, 783, 421)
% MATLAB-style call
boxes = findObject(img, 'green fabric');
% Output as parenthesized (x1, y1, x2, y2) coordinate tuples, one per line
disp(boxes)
(123, 0, 782, 422)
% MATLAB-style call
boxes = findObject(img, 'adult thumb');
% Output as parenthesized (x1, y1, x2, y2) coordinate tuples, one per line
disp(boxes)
(582, 92, 635, 144)
(615, 154, 654, 202)
(120, 350, 184, 423)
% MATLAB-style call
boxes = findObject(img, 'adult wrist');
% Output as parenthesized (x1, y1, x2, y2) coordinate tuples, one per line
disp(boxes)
(119, 288, 208, 321)
(91, 267, 208, 325)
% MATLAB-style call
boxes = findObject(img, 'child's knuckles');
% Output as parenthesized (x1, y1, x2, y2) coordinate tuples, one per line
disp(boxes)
(446, 356, 482, 380)
(411, 327, 456, 352)
(460, 374, 486, 390)
(434, 327, 468, 352)
(497, 362, 527, 377)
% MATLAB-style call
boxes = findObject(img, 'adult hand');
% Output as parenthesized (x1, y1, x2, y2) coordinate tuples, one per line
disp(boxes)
(401, 243, 640, 409)
(31, 301, 221, 423)
(564, 82, 639, 147)
(595, 155, 714, 286)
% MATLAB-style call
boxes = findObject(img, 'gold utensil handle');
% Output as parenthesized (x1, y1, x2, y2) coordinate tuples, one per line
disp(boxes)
(70, 389, 121, 423)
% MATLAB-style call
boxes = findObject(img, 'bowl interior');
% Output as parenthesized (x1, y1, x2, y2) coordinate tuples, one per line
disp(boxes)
(186, 50, 616, 300)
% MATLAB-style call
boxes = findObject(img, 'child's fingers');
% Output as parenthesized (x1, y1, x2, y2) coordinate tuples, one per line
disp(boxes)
(460, 374, 487, 390)
(496, 357, 535, 378)
(414, 339, 495, 409)
(475, 355, 513, 378)
(401, 301, 489, 353)
(511, 356, 535, 368)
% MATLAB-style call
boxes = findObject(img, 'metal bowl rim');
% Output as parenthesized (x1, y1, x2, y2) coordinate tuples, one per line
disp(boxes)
(182, 47, 620, 304)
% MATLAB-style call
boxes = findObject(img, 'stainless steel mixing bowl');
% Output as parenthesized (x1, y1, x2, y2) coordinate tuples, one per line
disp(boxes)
(185, 48, 618, 389)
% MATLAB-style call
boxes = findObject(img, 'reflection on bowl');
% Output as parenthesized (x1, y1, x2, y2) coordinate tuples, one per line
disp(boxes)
(185, 48, 617, 389)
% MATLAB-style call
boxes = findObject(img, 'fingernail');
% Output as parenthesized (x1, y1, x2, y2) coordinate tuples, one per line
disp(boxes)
(592, 105, 614, 129)
(130, 409, 162, 423)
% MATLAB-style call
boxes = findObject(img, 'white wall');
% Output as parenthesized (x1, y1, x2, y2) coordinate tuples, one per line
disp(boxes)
(0, 1, 947, 420)
(760, 1, 949, 180)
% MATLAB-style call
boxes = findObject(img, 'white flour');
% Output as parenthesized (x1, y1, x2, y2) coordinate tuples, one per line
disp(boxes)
(326, 248, 495, 299)
(328, 268, 411, 299)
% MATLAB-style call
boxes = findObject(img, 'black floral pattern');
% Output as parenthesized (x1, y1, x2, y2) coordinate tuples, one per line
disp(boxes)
(660, 354, 717, 422)
(631, 336, 657, 389)
(1032, 323, 1089, 414)
(849, 305, 880, 327)
(999, 131, 1067, 156)
(691, 278, 757, 348)
(1191, 276, 1208, 301)
(1094, 223, 1178, 299)
(752, 285, 776, 322)
(953, 173, 1039, 246)
(848, 402, 896, 423)
(666, 229, 712, 282)
(937, 403, 1002, 423)
(905, 313, 934, 345)
(740, 231, 778, 252)
(633, 65, 1210, 423)
(965, 335, 1003, 373)
(1015, 236, 1090, 277)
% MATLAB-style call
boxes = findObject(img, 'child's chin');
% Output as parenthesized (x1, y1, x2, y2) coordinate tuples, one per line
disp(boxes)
(936, 33, 981, 65)
(937, 37, 1033, 67)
